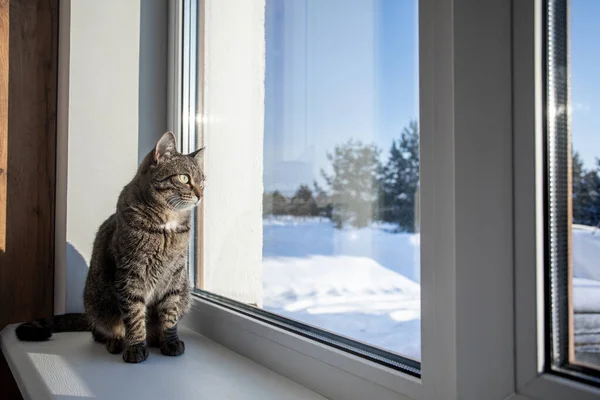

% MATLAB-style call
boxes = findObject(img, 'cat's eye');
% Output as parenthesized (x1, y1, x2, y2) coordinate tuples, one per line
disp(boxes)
(178, 174, 190, 184)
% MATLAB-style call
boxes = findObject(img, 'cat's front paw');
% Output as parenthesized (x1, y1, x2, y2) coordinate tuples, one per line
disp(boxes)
(160, 340, 185, 356)
(122, 343, 149, 363)
(106, 338, 125, 354)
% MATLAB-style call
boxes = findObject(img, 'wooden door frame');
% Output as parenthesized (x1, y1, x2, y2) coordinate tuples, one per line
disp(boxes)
(0, 0, 59, 398)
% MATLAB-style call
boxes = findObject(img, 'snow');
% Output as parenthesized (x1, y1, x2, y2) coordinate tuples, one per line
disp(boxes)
(573, 277, 600, 313)
(261, 219, 600, 363)
(573, 225, 600, 314)
(262, 217, 421, 360)
(573, 224, 600, 281)
(572, 226, 600, 365)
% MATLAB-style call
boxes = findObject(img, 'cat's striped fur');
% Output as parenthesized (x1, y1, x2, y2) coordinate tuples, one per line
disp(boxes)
(16, 132, 204, 363)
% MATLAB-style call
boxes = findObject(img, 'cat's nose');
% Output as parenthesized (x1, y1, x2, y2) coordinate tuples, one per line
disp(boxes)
(193, 186, 202, 200)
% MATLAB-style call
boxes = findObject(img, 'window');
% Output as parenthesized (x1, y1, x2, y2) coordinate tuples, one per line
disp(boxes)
(177, 0, 600, 398)
(569, 0, 600, 374)
(261, 0, 420, 360)
(187, 0, 421, 374)
(547, 0, 600, 380)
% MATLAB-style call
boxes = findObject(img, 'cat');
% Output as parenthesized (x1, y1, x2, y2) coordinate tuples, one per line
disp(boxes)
(16, 131, 204, 363)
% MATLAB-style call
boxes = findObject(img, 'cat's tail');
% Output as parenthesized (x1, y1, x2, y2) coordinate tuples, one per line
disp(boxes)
(15, 313, 90, 341)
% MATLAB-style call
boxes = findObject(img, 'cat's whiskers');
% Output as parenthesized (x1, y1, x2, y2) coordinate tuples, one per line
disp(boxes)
(166, 196, 183, 210)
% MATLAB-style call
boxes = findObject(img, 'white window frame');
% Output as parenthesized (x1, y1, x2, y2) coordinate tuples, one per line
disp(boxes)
(514, 0, 600, 399)
(162, 0, 600, 399)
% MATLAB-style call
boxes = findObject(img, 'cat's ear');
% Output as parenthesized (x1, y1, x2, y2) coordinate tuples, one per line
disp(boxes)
(154, 131, 177, 163)
(189, 147, 205, 166)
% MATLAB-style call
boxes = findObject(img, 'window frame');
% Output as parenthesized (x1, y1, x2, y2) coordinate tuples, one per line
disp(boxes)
(514, 0, 600, 399)
(168, 0, 600, 399)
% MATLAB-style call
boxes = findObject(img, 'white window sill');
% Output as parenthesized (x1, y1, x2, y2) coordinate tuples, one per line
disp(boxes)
(0, 324, 326, 400)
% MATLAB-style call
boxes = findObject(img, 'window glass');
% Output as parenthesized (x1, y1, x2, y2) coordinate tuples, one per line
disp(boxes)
(546, 0, 600, 380)
(570, 0, 600, 371)
(262, 0, 420, 360)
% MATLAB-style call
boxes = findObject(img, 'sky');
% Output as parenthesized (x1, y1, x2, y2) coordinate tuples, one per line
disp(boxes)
(571, 0, 600, 170)
(263, 0, 418, 194)
(263, 0, 599, 194)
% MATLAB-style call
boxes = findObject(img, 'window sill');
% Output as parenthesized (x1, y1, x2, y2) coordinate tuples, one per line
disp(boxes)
(0, 324, 325, 400)
(185, 294, 420, 400)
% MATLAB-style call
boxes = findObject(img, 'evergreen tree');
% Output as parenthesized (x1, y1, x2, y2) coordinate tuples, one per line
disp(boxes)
(381, 120, 420, 232)
(313, 181, 333, 218)
(582, 160, 600, 226)
(263, 190, 289, 216)
(289, 185, 318, 216)
(263, 192, 273, 216)
(271, 190, 288, 215)
(572, 151, 586, 224)
(571, 152, 600, 227)
(321, 140, 382, 228)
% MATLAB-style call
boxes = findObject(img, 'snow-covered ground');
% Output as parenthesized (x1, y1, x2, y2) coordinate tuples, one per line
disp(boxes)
(262, 218, 600, 363)
(573, 225, 600, 315)
(262, 217, 421, 360)
(573, 225, 600, 366)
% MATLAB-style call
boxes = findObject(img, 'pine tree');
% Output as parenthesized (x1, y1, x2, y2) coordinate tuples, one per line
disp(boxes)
(263, 191, 289, 216)
(289, 185, 318, 216)
(572, 151, 585, 224)
(313, 181, 333, 218)
(321, 140, 382, 228)
(381, 120, 420, 232)
(582, 160, 600, 226)
(571, 151, 600, 227)
(263, 192, 273, 216)
(271, 190, 288, 215)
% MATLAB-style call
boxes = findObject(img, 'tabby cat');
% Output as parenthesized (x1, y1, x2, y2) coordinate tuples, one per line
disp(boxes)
(16, 131, 204, 363)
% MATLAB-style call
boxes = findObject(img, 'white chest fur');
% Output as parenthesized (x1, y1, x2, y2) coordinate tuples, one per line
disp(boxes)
(160, 220, 180, 232)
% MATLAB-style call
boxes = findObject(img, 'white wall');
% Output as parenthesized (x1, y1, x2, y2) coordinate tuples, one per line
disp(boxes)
(202, 0, 265, 305)
(56, 0, 168, 313)
(139, 0, 169, 163)
(56, 0, 263, 311)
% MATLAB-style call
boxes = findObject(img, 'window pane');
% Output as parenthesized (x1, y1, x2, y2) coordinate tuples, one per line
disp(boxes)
(262, 0, 420, 360)
(570, 0, 600, 371)
(546, 0, 600, 379)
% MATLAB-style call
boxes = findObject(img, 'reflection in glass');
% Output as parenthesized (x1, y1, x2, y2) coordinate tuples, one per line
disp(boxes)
(570, 0, 600, 370)
(262, 0, 420, 360)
